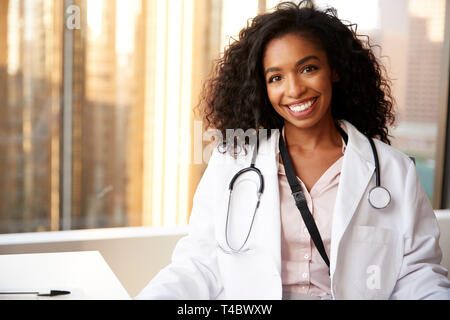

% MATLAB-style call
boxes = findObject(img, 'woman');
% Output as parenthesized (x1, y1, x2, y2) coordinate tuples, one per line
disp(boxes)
(136, 1, 450, 300)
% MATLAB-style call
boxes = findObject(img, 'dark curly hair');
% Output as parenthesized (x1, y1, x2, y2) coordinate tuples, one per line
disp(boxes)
(198, 0, 396, 154)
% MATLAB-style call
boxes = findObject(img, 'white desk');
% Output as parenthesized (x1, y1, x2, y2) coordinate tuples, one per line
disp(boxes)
(0, 251, 130, 300)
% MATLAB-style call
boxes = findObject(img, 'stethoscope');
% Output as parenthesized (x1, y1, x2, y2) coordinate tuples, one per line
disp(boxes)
(219, 127, 391, 255)
(220, 140, 264, 254)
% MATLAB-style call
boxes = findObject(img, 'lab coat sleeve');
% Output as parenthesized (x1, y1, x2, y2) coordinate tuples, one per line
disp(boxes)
(135, 151, 223, 300)
(390, 160, 450, 300)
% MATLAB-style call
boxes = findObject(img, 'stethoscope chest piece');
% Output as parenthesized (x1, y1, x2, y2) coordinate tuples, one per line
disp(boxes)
(368, 186, 391, 209)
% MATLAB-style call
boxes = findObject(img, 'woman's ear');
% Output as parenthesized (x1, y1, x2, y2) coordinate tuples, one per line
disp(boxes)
(331, 69, 339, 83)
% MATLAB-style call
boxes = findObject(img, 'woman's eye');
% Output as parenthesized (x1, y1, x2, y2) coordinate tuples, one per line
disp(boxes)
(301, 65, 318, 73)
(268, 75, 281, 83)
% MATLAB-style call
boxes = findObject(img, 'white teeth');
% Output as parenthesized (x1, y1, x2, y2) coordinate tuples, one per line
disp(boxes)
(288, 98, 316, 112)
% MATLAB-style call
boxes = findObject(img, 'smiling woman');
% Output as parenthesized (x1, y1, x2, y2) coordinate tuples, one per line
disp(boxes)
(201, 1, 395, 158)
(137, 0, 450, 300)
(263, 34, 343, 192)
(263, 35, 337, 132)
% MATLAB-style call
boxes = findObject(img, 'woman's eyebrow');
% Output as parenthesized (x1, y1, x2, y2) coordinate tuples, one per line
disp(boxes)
(264, 55, 320, 76)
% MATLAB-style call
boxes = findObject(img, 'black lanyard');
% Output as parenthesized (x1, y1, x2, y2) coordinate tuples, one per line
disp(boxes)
(278, 127, 348, 274)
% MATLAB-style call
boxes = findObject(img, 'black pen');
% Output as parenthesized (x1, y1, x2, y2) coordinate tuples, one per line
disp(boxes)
(0, 290, 71, 296)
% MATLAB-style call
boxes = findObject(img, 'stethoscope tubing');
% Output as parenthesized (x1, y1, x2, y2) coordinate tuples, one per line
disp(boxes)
(220, 128, 391, 254)
(367, 136, 391, 209)
(367, 136, 381, 187)
(221, 144, 264, 254)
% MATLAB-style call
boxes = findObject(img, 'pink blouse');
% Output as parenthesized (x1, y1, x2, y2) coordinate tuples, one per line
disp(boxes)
(278, 128, 346, 298)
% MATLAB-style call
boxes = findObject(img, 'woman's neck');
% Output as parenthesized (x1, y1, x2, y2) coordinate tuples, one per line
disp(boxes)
(284, 118, 342, 153)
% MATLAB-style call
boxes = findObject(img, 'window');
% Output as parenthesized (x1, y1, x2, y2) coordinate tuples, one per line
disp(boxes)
(0, 0, 64, 233)
(1, 0, 448, 234)
(0, 0, 206, 233)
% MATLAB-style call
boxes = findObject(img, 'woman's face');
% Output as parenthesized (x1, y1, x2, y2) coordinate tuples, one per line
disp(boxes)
(263, 33, 338, 130)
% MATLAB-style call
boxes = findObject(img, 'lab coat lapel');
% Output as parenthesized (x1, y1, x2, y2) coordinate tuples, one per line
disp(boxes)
(330, 121, 375, 276)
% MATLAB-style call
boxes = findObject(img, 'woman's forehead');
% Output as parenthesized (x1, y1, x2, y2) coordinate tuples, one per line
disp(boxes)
(262, 33, 327, 67)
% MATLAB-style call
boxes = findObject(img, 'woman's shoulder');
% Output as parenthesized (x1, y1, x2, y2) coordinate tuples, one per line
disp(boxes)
(372, 137, 415, 169)
(343, 120, 414, 169)
(374, 137, 412, 157)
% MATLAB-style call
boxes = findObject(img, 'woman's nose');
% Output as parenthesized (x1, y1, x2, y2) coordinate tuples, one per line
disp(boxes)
(286, 75, 306, 98)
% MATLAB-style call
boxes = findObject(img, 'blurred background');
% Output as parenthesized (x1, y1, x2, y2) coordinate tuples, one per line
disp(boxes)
(0, 0, 449, 234)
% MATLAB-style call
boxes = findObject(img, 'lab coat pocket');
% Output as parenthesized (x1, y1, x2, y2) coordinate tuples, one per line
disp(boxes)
(346, 226, 403, 299)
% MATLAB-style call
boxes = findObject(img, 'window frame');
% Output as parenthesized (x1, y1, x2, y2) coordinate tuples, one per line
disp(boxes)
(439, 0, 450, 209)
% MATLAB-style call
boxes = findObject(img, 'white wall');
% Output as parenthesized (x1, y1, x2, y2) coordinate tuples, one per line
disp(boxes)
(0, 226, 188, 298)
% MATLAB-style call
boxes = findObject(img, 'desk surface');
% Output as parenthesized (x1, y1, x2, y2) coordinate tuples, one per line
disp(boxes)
(0, 251, 130, 300)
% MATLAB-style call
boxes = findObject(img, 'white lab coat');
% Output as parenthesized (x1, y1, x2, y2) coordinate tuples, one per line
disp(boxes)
(136, 120, 450, 300)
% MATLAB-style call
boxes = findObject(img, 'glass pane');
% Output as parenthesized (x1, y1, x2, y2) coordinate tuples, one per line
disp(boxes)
(67, 0, 144, 229)
(69, 0, 209, 230)
(314, 0, 447, 205)
(0, 0, 63, 233)
(0, 0, 226, 234)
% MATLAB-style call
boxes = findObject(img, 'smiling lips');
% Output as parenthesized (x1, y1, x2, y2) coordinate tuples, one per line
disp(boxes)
(285, 97, 318, 113)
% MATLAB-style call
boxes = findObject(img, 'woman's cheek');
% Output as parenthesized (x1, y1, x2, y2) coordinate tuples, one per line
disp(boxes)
(267, 86, 282, 109)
